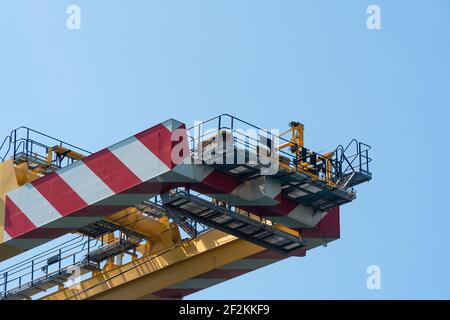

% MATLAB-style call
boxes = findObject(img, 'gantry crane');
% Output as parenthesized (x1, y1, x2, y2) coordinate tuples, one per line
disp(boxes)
(0, 114, 371, 300)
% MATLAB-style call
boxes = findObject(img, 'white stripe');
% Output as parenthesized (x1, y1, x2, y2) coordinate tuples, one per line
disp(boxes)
(161, 119, 183, 133)
(57, 161, 114, 205)
(109, 136, 170, 182)
(172, 163, 214, 182)
(2, 229, 12, 242)
(7, 185, 61, 228)
(286, 205, 326, 228)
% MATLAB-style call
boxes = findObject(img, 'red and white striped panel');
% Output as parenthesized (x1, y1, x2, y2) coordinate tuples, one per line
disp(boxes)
(2, 119, 187, 250)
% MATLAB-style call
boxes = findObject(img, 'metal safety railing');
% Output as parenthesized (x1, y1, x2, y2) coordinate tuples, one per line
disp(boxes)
(0, 126, 91, 168)
(0, 235, 92, 299)
(186, 114, 372, 189)
(0, 193, 212, 300)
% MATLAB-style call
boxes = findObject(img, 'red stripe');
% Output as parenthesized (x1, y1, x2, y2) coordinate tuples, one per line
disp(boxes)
(288, 248, 307, 257)
(83, 149, 141, 193)
(200, 170, 241, 193)
(4, 196, 36, 238)
(272, 193, 299, 215)
(72, 205, 130, 217)
(299, 206, 340, 238)
(249, 249, 287, 260)
(194, 269, 249, 279)
(153, 288, 200, 299)
(17, 228, 77, 239)
(32, 173, 88, 216)
(135, 124, 174, 169)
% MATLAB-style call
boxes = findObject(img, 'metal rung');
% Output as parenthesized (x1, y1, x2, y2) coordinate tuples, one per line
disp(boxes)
(78, 220, 119, 238)
(86, 239, 139, 264)
(161, 191, 305, 255)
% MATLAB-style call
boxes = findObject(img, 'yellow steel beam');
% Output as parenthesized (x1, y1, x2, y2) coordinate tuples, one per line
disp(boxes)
(41, 230, 266, 300)
(104, 209, 182, 256)
(51, 145, 86, 162)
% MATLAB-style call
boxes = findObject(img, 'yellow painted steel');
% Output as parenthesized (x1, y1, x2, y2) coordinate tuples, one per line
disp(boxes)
(41, 229, 266, 300)
(51, 145, 85, 161)
(0, 160, 39, 260)
(276, 122, 339, 188)
(105, 209, 181, 255)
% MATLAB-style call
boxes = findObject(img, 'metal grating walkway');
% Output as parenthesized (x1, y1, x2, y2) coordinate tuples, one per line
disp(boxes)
(161, 190, 305, 255)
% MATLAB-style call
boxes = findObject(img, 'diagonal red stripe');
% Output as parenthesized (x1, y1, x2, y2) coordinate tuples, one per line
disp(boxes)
(32, 173, 88, 217)
(135, 124, 174, 169)
(83, 149, 141, 193)
(200, 170, 242, 193)
(72, 205, 130, 217)
(4, 196, 36, 238)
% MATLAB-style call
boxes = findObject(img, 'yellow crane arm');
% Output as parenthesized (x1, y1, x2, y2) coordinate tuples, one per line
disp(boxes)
(41, 230, 268, 300)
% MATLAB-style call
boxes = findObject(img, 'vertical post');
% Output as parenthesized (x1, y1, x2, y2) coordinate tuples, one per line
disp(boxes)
(3, 272, 7, 294)
(194, 221, 198, 238)
(26, 128, 30, 158)
(31, 260, 34, 285)
(12, 130, 16, 160)
(58, 249, 62, 274)
(365, 149, 369, 172)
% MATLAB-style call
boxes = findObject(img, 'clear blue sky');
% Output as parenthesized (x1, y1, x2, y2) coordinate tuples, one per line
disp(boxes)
(0, 1, 449, 299)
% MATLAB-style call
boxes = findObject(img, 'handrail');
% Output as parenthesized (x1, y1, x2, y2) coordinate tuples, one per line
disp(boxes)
(0, 135, 11, 162)
(11, 126, 91, 155)
(187, 114, 372, 188)
(0, 126, 92, 170)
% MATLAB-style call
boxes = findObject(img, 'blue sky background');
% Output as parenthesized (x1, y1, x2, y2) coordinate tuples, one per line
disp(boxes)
(0, 1, 449, 299)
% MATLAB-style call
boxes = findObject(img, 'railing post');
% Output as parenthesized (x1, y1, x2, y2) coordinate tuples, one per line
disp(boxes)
(12, 130, 16, 160)
(3, 272, 7, 294)
(358, 142, 362, 172)
(26, 128, 30, 158)
(365, 149, 369, 172)
(31, 260, 34, 285)
(58, 249, 62, 274)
